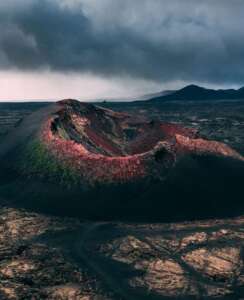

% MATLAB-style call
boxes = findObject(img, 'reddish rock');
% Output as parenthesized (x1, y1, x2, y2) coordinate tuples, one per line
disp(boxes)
(39, 99, 243, 186)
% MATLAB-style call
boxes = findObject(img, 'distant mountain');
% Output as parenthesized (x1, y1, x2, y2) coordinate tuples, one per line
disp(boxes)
(148, 84, 244, 102)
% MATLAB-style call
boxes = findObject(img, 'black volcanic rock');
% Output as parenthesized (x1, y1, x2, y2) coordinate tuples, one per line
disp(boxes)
(148, 84, 244, 102)
(2, 205, 244, 299)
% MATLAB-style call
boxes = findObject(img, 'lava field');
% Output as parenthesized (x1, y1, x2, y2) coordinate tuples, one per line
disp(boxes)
(0, 100, 244, 299)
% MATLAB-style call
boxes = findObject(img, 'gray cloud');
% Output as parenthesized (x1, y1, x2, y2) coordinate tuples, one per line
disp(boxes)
(0, 0, 244, 85)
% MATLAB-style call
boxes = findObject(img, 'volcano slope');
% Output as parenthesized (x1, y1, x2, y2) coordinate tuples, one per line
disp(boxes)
(0, 99, 243, 221)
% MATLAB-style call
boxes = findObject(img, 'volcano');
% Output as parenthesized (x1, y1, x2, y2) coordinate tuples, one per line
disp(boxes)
(0, 99, 243, 221)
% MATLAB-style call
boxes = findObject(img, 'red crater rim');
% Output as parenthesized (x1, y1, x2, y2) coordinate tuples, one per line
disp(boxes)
(39, 99, 243, 185)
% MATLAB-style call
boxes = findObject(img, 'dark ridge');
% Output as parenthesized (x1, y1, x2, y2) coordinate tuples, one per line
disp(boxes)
(147, 84, 244, 102)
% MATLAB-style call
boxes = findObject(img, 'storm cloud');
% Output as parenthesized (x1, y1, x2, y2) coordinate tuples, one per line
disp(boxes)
(0, 0, 244, 85)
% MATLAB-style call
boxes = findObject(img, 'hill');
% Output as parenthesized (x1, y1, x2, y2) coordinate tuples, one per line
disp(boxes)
(148, 84, 244, 102)
(0, 99, 243, 221)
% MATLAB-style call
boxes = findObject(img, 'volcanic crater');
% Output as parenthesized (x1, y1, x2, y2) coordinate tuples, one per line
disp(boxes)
(0, 99, 244, 221)
(40, 99, 243, 185)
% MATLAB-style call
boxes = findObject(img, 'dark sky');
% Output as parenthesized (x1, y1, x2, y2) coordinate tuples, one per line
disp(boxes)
(0, 0, 244, 100)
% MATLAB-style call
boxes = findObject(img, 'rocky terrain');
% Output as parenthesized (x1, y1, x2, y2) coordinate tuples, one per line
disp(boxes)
(1, 204, 244, 299)
(0, 100, 244, 299)
(0, 204, 110, 300)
